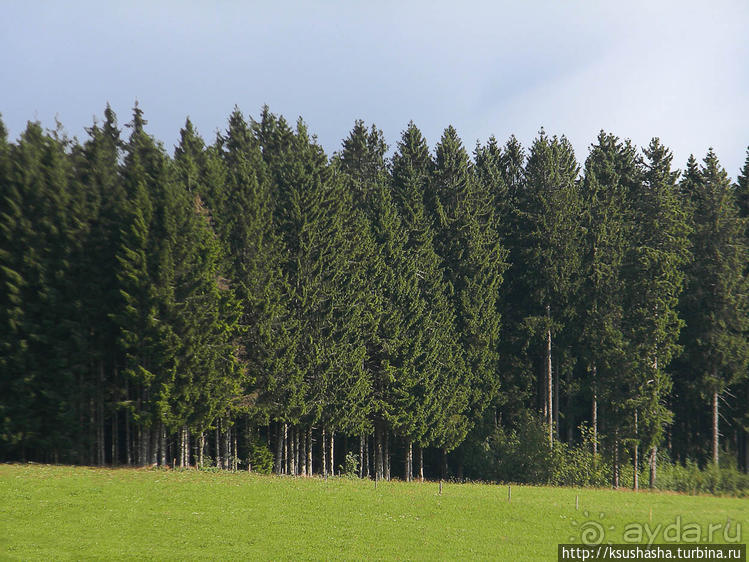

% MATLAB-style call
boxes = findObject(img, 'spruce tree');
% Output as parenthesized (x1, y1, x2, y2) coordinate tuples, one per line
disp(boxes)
(514, 131, 582, 446)
(623, 138, 689, 487)
(390, 122, 463, 478)
(678, 149, 749, 465)
(579, 132, 637, 483)
(428, 126, 507, 458)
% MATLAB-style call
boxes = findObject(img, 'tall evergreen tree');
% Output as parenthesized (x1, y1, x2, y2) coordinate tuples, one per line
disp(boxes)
(623, 138, 689, 487)
(428, 126, 507, 457)
(579, 132, 637, 483)
(514, 131, 582, 446)
(678, 149, 749, 465)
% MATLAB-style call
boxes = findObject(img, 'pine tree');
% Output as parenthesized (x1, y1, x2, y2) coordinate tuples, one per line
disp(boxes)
(428, 126, 507, 458)
(0, 121, 83, 461)
(623, 138, 689, 487)
(579, 132, 637, 483)
(678, 149, 749, 465)
(171, 118, 244, 459)
(514, 131, 582, 446)
(115, 104, 180, 465)
(390, 122, 463, 478)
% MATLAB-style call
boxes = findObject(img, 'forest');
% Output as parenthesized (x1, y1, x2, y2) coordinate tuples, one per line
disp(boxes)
(1, 104, 748, 491)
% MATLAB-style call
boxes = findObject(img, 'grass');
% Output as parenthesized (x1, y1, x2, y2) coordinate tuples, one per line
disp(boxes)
(1, 464, 747, 560)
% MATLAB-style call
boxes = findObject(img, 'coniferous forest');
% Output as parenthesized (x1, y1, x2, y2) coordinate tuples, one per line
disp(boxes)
(2, 104, 749, 491)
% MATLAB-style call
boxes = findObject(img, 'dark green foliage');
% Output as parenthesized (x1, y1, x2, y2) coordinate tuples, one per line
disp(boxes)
(1, 105, 747, 488)
(674, 150, 749, 463)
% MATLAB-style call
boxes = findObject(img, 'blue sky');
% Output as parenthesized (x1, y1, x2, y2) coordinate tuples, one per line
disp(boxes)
(3, 0, 748, 177)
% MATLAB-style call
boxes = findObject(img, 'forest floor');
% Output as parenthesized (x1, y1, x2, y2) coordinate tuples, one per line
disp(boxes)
(1, 463, 747, 560)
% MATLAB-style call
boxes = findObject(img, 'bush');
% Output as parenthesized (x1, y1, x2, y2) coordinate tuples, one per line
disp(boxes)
(339, 451, 359, 478)
(246, 436, 274, 474)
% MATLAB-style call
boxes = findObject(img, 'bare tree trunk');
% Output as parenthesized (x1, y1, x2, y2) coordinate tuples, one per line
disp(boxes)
(633, 410, 639, 491)
(365, 434, 370, 478)
(592, 365, 598, 459)
(554, 358, 560, 440)
(384, 430, 390, 481)
(613, 428, 620, 489)
(275, 422, 282, 474)
(359, 434, 365, 478)
(546, 304, 553, 448)
(150, 426, 158, 466)
(215, 426, 221, 468)
(97, 361, 105, 466)
(322, 427, 327, 477)
(300, 428, 305, 476)
(199, 432, 205, 469)
(179, 426, 185, 468)
(405, 440, 412, 482)
(329, 429, 335, 476)
(125, 409, 132, 466)
(649, 446, 657, 488)
(306, 428, 312, 476)
(111, 410, 118, 466)
(283, 423, 288, 475)
(159, 423, 166, 467)
(418, 445, 424, 482)
(233, 429, 238, 471)
(712, 389, 720, 466)
(289, 426, 295, 475)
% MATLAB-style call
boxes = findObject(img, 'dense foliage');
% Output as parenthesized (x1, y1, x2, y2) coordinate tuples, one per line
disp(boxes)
(1, 105, 748, 490)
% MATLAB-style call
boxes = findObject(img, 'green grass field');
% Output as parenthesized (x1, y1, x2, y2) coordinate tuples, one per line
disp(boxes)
(1, 464, 747, 560)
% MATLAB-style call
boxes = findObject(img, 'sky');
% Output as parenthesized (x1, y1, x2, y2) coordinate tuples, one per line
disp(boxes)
(2, 0, 748, 177)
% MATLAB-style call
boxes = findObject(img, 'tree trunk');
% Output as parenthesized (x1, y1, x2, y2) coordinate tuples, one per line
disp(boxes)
(384, 430, 390, 481)
(592, 364, 598, 458)
(179, 426, 185, 468)
(418, 445, 424, 482)
(613, 428, 619, 489)
(329, 429, 335, 476)
(150, 426, 158, 466)
(275, 423, 282, 474)
(111, 410, 118, 466)
(215, 426, 221, 468)
(554, 358, 560, 440)
(283, 423, 288, 475)
(289, 426, 296, 476)
(359, 434, 365, 478)
(199, 432, 205, 469)
(441, 448, 447, 480)
(306, 428, 312, 476)
(546, 304, 553, 448)
(405, 440, 412, 482)
(125, 409, 132, 466)
(322, 427, 327, 477)
(365, 434, 370, 478)
(633, 410, 639, 491)
(97, 361, 105, 466)
(159, 423, 166, 467)
(712, 389, 720, 466)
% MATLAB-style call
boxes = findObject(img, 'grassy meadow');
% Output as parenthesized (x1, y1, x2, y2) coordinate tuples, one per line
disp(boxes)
(1, 464, 747, 560)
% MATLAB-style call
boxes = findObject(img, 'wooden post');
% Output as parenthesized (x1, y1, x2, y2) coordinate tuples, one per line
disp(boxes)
(508, 485, 511, 502)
